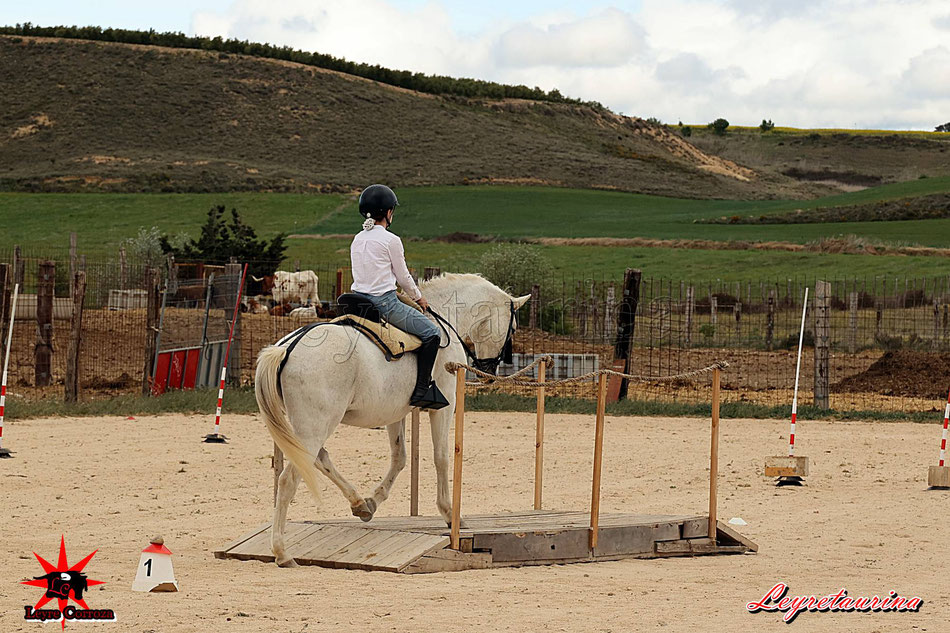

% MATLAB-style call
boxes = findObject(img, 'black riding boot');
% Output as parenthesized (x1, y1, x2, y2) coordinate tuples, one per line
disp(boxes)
(410, 336, 449, 410)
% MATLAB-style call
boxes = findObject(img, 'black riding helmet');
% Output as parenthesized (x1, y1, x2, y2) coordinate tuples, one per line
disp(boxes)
(358, 184, 399, 221)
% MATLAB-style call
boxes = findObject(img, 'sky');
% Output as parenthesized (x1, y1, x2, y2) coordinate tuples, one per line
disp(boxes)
(4, 0, 950, 130)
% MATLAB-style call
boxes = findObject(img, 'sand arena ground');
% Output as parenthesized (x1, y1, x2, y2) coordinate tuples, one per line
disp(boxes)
(0, 411, 946, 632)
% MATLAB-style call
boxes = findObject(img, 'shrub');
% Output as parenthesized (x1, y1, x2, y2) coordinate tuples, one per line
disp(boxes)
(708, 118, 729, 135)
(936, 122, 950, 133)
(681, 125, 692, 137)
(123, 226, 165, 269)
(699, 324, 716, 340)
(759, 119, 775, 131)
(477, 243, 550, 294)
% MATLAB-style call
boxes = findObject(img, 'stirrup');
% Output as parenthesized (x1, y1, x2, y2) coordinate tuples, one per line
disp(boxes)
(410, 381, 450, 410)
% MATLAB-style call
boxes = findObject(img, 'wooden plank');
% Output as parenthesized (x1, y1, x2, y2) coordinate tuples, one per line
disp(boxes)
(372, 533, 450, 570)
(765, 455, 809, 477)
(681, 517, 708, 539)
(293, 526, 363, 562)
(213, 523, 271, 558)
(403, 548, 492, 574)
(330, 530, 409, 567)
(716, 521, 759, 552)
(593, 525, 655, 557)
(473, 528, 591, 563)
(655, 538, 747, 556)
(227, 529, 280, 562)
(929, 465, 950, 488)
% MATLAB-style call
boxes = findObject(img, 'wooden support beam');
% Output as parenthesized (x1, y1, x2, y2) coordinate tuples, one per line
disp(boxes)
(589, 372, 607, 550)
(35, 261, 55, 387)
(534, 359, 546, 510)
(410, 410, 420, 516)
(708, 368, 720, 540)
(64, 271, 86, 403)
(451, 368, 466, 550)
(613, 269, 641, 400)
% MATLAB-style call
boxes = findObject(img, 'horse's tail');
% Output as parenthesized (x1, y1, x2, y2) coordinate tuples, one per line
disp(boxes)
(254, 345, 322, 502)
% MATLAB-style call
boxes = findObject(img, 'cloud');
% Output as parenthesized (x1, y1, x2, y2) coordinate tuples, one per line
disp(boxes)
(188, 0, 950, 129)
(494, 8, 645, 68)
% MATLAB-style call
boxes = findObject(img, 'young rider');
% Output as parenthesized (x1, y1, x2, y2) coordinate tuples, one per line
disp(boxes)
(350, 184, 449, 410)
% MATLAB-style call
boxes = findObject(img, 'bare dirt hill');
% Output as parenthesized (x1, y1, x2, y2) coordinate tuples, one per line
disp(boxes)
(0, 35, 823, 198)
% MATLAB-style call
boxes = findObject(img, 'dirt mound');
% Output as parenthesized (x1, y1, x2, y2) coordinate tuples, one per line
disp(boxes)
(833, 350, 950, 400)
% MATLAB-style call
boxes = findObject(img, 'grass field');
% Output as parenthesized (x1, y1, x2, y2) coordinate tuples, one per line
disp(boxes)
(3, 179, 950, 281)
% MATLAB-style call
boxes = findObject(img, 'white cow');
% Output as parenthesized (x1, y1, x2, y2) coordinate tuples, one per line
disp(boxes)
(273, 271, 320, 306)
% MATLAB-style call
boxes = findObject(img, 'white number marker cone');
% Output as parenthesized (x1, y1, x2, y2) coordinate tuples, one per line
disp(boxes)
(132, 536, 178, 592)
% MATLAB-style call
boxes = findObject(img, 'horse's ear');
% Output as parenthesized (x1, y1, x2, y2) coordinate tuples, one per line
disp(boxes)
(512, 294, 531, 310)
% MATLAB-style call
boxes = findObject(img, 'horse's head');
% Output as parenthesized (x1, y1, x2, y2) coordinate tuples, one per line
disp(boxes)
(468, 288, 530, 376)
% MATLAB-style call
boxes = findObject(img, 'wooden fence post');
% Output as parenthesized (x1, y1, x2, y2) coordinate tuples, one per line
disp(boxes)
(13, 245, 24, 290)
(934, 301, 940, 351)
(613, 269, 641, 401)
(708, 367, 721, 540)
(0, 264, 9, 364)
(225, 260, 242, 385)
(604, 283, 615, 343)
(766, 290, 775, 351)
(142, 268, 161, 396)
(35, 261, 55, 387)
(589, 372, 607, 550)
(685, 286, 694, 347)
(423, 266, 441, 281)
(734, 301, 741, 339)
(848, 291, 858, 353)
(534, 359, 546, 510)
(529, 284, 540, 329)
(410, 410, 420, 516)
(119, 247, 128, 291)
(814, 281, 831, 409)
(69, 232, 77, 300)
(710, 295, 718, 327)
(64, 271, 86, 403)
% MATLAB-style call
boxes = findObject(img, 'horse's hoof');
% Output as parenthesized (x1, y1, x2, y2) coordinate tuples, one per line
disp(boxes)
(276, 558, 298, 568)
(351, 497, 377, 522)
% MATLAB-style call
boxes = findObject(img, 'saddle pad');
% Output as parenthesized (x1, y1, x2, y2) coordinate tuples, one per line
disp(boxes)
(330, 314, 422, 359)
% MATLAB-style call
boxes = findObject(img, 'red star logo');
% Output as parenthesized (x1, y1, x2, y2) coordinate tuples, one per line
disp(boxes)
(21, 536, 105, 630)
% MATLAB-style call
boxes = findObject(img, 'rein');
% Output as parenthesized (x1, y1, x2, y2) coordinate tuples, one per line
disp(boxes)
(427, 301, 515, 372)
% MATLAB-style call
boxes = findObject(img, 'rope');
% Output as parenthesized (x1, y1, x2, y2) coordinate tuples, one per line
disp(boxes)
(444, 358, 729, 388)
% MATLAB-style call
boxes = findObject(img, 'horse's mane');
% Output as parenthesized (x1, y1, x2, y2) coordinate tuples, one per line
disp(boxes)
(419, 272, 493, 293)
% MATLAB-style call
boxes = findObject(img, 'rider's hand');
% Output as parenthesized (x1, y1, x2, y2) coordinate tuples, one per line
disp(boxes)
(417, 296, 429, 311)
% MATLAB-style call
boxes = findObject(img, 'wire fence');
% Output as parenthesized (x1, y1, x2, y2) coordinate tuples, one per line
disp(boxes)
(0, 248, 948, 415)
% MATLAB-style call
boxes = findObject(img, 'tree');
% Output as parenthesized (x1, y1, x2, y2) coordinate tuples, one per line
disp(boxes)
(681, 125, 692, 137)
(160, 206, 287, 279)
(759, 119, 775, 131)
(936, 122, 950, 133)
(708, 118, 729, 135)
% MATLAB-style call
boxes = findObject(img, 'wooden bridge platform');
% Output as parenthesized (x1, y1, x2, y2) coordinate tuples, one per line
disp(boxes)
(213, 510, 757, 573)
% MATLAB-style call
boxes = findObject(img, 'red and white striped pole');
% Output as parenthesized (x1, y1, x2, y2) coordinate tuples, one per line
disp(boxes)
(0, 284, 20, 458)
(939, 387, 950, 467)
(204, 264, 249, 443)
(789, 287, 809, 457)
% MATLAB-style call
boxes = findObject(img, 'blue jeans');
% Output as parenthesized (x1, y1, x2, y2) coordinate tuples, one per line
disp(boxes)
(354, 291, 439, 342)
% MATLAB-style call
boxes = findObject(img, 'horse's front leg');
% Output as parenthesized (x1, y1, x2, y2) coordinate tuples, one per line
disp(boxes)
(272, 462, 301, 567)
(429, 408, 455, 526)
(368, 418, 407, 511)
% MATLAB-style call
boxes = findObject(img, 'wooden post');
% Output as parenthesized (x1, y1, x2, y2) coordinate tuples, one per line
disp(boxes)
(224, 260, 242, 385)
(613, 269, 641, 400)
(35, 261, 55, 387)
(589, 372, 607, 551)
(294, 259, 300, 272)
(13, 245, 23, 290)
(529, 284, 540, 329)
(734, 301, 741, 339)
(0, 264, 8, 360)
(410, 410, 420, 516)
(64, 271, 86, 403)
(710, 295, 718, 326)
(814, 281, 830, 409)
(166, 254, 178, 295)
(534, 359, 546, 510)
(119, 247, 128, 291)
(68, 232, 77, 300)
(142, 268, 161, 396)
(848, 291, 858, 353)
(766, 290, 775, 351)
(423, 267, 441, 281)
(272, 444, 283, 506)
(450, 367, 466, 550)
(685, 286, 694, 347)
(335, 268, 344, 300)
(875, 301, 883, 338)
(934, 301, 941, 351)
(604, 283, 615, 343)
(708, 367, 721, 540)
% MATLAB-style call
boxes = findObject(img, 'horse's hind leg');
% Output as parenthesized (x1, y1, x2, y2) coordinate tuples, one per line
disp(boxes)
(272, 462, 301, 567)
(314, 448, 377, 522)
(368, 420, 407, 511)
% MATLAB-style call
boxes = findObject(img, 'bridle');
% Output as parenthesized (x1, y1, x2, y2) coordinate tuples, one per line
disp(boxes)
(427, 301, 516, 374)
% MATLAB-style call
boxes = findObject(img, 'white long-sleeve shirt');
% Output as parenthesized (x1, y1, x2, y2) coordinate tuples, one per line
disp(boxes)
(350, 225, 422, 300)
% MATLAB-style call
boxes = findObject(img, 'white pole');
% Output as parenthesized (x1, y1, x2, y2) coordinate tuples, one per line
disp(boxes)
(789, 287, 808, 457)
(0, 284, 21, 454)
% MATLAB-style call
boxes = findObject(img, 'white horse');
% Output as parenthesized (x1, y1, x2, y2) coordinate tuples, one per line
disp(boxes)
(255, 273, 530, 567)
